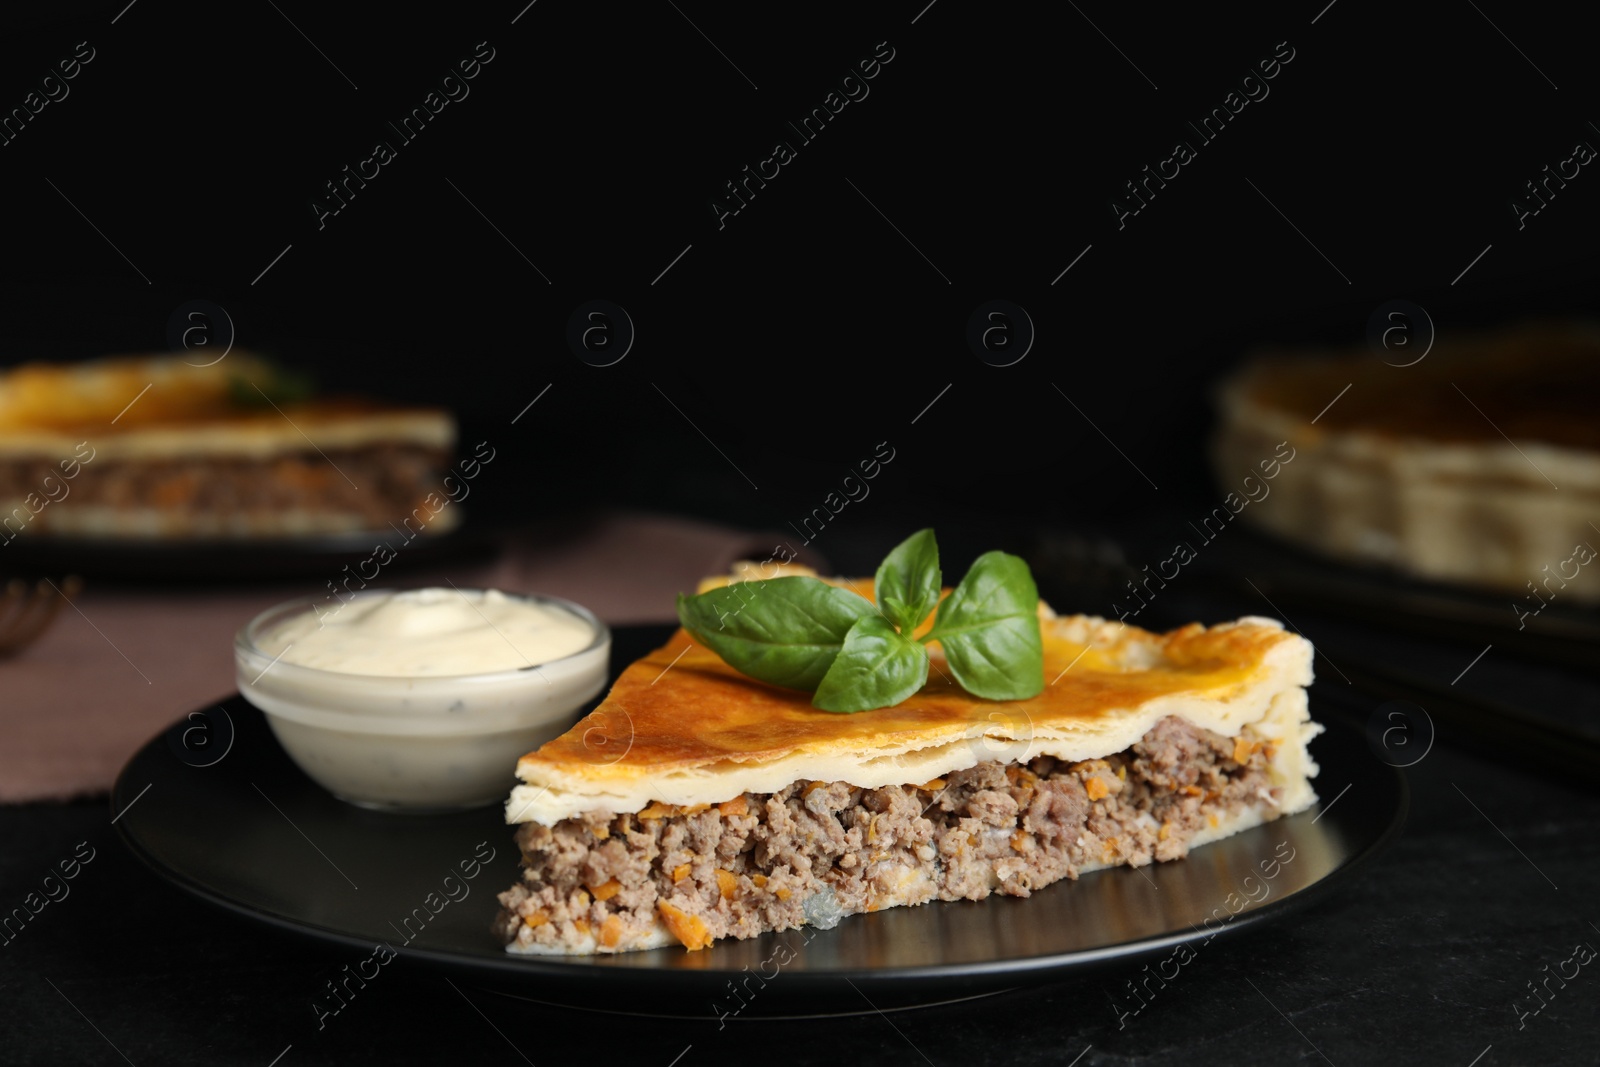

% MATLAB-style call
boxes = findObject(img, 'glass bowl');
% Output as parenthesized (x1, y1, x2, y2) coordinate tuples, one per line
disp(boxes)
(234, 590, 610, 811)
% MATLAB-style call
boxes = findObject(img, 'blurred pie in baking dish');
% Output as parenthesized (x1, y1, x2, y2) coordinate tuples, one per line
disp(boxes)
(0, 354, 457, 540)
(1213, 321, 1600, 603)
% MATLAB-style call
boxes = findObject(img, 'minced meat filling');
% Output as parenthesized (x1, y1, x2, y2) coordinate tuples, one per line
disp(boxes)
(0, 444, 447, 526)
(494, 715, 1281, 953)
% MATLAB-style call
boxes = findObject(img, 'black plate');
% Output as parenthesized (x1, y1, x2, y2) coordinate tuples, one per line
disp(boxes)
(1, 520, 493, 582)
(112, 625, 1406, 1017)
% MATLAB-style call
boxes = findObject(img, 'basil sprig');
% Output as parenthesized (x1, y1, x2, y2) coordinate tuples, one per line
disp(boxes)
(675, 529, 1044, 713)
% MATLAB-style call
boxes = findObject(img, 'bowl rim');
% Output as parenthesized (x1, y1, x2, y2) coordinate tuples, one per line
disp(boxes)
(234, 586, 611, 686)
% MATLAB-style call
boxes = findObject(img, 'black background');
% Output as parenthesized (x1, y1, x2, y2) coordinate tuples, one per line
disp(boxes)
(5, 0, 1598, 553)
(5, 2, 1600, 1064)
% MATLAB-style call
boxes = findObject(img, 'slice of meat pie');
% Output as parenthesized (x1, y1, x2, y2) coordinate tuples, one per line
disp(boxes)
(0, 354, 456, 540)
(495, 583, 1321, 954)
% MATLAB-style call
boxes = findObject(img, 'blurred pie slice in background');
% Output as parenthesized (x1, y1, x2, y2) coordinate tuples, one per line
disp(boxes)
(0, 354, 457, 541)
(1213, 321, 1600, 604)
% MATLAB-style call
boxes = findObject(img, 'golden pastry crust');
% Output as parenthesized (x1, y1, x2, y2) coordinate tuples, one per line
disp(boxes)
(0, 354, 452, 458)
(508, 593, 1318, 826)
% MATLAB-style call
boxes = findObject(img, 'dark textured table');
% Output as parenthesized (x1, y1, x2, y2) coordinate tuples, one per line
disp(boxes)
(4, 616, 1598, 1067)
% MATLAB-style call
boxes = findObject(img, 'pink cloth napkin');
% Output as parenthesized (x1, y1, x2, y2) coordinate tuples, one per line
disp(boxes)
(0, 512, 820, 804)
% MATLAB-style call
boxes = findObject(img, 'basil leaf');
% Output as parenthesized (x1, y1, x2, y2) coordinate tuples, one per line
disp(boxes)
(675, 577, 875, 691)
(874, 528, 941, 634)
(924, 550, 1044, 701)
(879, 595, 912, 628)
(812, 616, 931, 713)
(228, 364, 316, 408)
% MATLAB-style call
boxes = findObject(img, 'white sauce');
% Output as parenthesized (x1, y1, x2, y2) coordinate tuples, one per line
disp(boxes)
(259, 588, 594, 676)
